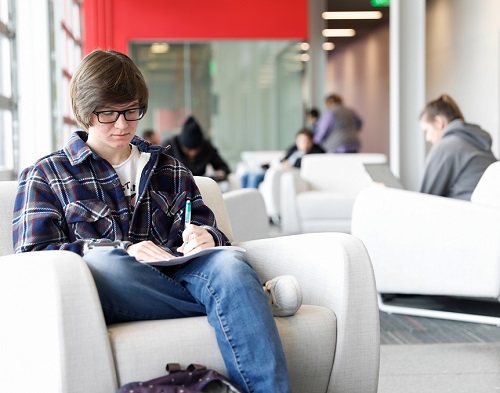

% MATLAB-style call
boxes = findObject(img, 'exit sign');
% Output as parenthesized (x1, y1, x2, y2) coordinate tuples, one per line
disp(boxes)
(371, 0, 390, 6)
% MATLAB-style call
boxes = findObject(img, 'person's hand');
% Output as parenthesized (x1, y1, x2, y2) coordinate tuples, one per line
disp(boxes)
(177, 224, 215, 255)
(212, 169, 227, 182)
(127, 240, 176, 262)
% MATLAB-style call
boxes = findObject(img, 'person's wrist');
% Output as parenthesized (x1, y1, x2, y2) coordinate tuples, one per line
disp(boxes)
(83, 240, 126, 255)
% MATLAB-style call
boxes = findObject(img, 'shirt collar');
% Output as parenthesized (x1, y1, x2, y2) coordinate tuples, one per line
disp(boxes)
(64, 131, 169, 166)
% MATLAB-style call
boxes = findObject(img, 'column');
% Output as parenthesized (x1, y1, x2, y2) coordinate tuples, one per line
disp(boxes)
(307, 0, 327, 111)
(390, 0, 426, 190)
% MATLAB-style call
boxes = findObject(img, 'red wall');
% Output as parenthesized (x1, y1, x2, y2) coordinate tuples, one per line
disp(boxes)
(83, 0, 309, 54)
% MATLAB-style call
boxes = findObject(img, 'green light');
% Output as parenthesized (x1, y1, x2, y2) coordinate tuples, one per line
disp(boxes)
(371, 0, 390, 7)
(209, 60, 217, 77)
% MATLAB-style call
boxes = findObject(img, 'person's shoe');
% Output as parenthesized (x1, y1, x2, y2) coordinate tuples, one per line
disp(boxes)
(263, 275, 303, 317)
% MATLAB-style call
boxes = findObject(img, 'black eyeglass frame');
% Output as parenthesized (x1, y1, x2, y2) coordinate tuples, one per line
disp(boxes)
(92, 107, 146, 124)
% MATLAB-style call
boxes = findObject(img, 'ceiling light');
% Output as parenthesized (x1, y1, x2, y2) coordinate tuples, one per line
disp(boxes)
(150, 43, 169, 54)
(322, 42, 335, 51)
(299, 42, 310, 51)
(300, 53, 310, 62)
(322, 11, 383, 20)
(322, 29, 356, 38)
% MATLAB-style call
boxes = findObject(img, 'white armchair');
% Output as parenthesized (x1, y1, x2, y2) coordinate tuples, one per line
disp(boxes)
(222, 188, 270, 242)
(0, 177, 380, 393)
(258, 166, 299, 224)
(351, 161, 500, 324)
(280, 153, 387, 234)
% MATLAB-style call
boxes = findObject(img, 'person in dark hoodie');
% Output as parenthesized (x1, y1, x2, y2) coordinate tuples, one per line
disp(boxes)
(419, 94, 497, 200)
(164, 116, 231, 183)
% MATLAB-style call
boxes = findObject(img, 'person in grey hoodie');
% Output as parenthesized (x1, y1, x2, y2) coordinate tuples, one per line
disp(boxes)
(419, 94, 497, 200)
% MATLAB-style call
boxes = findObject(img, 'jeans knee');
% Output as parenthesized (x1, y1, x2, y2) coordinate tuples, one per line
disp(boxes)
(83, 248, 134, 275)
(178, 250, 258, 289)
(213, 250, 253, 274)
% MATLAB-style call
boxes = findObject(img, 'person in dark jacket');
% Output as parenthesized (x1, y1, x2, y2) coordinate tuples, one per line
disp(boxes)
(163, 116, 231, 183)
(419, 94, 497, 200)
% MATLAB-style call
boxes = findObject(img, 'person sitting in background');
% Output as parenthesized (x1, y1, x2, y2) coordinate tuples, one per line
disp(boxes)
(305, 107, 320, 133)
(419, 94, 497, 200)
(242, 128, 324, 189)
(282, 128, 325, 168)
(313, 94, 362, 153)
(163, 116, 231, 184)
(142, 129, 161, 145)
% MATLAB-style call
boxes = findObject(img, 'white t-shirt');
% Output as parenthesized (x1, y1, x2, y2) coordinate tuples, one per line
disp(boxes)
(113, 145, 141, 207)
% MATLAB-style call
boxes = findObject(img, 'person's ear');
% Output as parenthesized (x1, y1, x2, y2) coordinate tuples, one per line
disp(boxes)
(434, 115, 447, 130)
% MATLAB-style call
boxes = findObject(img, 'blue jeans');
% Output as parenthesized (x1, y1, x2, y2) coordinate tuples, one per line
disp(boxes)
(241, 171, 265, 189)
(83, 249, 291, 393)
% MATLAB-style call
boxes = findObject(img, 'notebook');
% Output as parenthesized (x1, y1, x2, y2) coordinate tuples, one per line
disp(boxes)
(363, 163, 405, 190)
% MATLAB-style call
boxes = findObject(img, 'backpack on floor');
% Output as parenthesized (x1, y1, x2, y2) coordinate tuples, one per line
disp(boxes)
(117, 363, 245, 393)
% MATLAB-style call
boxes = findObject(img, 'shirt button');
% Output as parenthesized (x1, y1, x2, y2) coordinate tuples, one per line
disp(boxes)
(113, 179, 120, 186)
(120, 214, 127, 220)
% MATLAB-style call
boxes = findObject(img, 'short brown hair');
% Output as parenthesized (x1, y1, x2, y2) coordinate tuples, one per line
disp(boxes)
(70, 49, 149, 129)
(296, 127, 314, 140)
(326, 94, 343, 105)
(420, 94, 464, 123)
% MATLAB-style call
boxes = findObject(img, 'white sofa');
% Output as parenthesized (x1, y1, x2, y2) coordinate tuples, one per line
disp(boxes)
(0, 177, 380, 393)
(351, 161, 500, 324)
(280, 153, 387, 234)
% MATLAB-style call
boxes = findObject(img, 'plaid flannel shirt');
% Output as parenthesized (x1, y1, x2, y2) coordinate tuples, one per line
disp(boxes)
(13, 131, 230, 256)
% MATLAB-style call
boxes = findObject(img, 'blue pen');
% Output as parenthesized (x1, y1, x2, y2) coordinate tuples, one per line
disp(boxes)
(184, 199, 191, 227)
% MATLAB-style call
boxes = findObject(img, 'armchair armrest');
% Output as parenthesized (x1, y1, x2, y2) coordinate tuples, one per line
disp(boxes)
(352, 186, 500, 298)
(0, 251, 118, 392)
(240, 232, 380, 393)
(280, 171, 310, 234)
(258, 166, 299, 223)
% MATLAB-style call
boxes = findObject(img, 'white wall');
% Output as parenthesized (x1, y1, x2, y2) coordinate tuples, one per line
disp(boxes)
(426, 0, 500, 157)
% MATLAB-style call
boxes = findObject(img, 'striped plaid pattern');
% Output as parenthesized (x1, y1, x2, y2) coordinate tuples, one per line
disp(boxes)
(13, 131, 229, 256)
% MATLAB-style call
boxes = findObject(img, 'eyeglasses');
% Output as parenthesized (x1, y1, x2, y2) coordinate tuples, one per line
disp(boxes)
(93, 107, 146, 124)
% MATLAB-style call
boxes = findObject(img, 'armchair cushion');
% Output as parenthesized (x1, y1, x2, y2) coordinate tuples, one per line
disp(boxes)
(109, 306, 336, 390)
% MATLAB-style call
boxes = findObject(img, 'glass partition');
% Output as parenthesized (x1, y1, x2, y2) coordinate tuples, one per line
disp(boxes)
(130, 40, 306, 170)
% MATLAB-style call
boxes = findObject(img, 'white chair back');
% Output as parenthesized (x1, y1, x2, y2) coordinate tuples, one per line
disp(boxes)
(471, 161, 500, 209)
(300, 153, 387, 194)
(0, 181, 17, 256)
(222, 188, 269, 242)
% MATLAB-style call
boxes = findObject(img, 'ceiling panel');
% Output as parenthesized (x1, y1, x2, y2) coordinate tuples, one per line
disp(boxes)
(325, 0, 390, 51)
